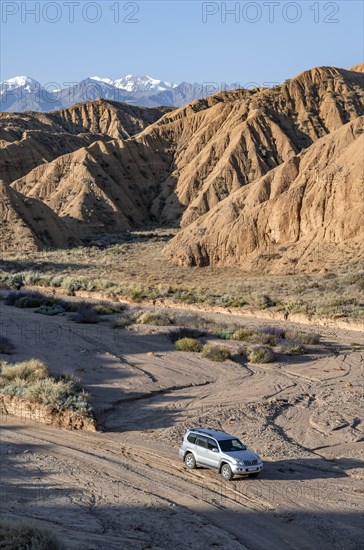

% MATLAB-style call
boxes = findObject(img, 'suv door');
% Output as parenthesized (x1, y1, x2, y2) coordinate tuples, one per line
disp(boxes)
(205, 437, 220, 468)
(194, 435, 209, 465)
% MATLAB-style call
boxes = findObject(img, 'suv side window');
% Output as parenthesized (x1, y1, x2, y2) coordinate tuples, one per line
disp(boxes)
(206, 438, 218, 450)
(187, 434, 197, 444)
(195, 436, 208, 448)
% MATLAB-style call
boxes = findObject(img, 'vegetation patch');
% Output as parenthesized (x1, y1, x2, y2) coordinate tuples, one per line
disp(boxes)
(0, 360, 94, 427)
(136, 311, 172, 326)
(277, 343, 307, 356)
(94, 302, 127, 315)
(232, 328, 255, 341)
(175, 338, 202, 352)
(113, 316, 132, 329)
(0, 519, 65, 550)
(71, 304, 99, 324)
(201, 345, 231, 362)
(0, 256, 363, 320)
(285, 330, 320, 345)
(248, 345, 275, 364)
(35, 304, 65, 316)
(216, 328, 236, 340)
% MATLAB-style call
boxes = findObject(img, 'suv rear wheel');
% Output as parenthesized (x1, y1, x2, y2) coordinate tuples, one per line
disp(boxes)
(221, 464, 233, 481)
(184, 453, 196, 469)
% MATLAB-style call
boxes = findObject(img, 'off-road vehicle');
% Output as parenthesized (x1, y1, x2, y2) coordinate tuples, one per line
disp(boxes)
(179, 428, 263, 480)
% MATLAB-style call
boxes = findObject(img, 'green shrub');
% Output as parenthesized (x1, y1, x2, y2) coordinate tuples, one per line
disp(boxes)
(94, 303, 127, 315)
(4, 291, 28, 306)
(254, 294, 276, 309)
(202, 345, 231, 362)
(35, 305, 65, 316)
(285, 330, 320, 344)
(25, 378, 74, 408)
(137, 311, 172, 326)
(232, 328, 254, 341)
(175, 338, 202, 352)
(0, 360, 49, 384)
(278, 343, 306, 355)
(61, 277, 88, 295)
(129, 289, 144, 302)
(0, 519, 65, 550)
(15, 292, 56, 309)
(0, 336, 15, 355)
(216, 329, 236, 340)
(248, 346, 275, 364)
(113, 317, 132, 329)
(71, 305, 99, 324)
(0, 360, 93, 418)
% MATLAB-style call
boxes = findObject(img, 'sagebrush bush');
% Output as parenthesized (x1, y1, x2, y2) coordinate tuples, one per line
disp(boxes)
(137, 311, 172, 326)
(175, 338, 202, 352)
(285, 330, 320, 344)
(94, 303, 126, 315)
(0, 359, 49, 383)
(260, 325, 285, 339)
(14, 292, 56, 309)
(232, 328, 254, 341)
(0, 519, 65, 550)
(113, 317, 132, 329)
(4, 291, 28, 306)
(248, 346, 275, 364)
(0, 360, 93, 418)
(35, 305, 65, 316)
(278, 343, 307, 356)
(0, 336, 15, 355)
(216, 329, 236, 340)
(71, 304, 99, 324)
(25, 378, 74, 407)
(202, 345, 231, 362)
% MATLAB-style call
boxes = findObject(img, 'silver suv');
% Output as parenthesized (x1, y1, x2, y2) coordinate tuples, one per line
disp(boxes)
(179, 428, 263, 480)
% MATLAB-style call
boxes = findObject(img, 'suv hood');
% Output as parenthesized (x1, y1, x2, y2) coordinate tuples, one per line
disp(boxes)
(223, 450, 259, 462)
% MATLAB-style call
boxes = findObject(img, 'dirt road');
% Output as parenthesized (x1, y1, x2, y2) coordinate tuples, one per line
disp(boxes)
(0, 303, 363, 549)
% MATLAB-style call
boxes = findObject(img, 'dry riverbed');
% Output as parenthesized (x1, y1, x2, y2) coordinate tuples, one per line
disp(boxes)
(0, 300, 363, 549)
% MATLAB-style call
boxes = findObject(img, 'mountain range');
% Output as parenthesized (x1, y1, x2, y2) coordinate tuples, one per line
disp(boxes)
(1, 63, 363, 272)
(0, 75, 241, 112)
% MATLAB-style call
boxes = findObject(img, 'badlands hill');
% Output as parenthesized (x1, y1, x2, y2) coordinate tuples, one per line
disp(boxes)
(2, 64, 364, 270)
(0, 180, 79, 251)
(0, 99, 168, 183)
(165, 116, 364, 272)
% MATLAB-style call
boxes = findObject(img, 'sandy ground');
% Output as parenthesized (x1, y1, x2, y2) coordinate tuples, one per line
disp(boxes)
(0, 302, 363, 549)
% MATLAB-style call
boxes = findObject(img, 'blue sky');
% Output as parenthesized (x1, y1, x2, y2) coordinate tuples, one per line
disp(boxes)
(1, 1, 363, 85)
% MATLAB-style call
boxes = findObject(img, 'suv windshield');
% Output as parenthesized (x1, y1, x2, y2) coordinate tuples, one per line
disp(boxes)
(218, 439, 246, 452)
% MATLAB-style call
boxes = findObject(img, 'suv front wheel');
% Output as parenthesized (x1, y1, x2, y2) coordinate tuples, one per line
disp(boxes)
(221, 464, 233, 481)
(184, 453, 196, 469)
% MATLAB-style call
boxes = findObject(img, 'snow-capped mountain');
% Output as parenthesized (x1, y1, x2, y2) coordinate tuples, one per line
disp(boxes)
(90, 75, 176, 93)
(0, 75, 241, 113)
(0, 76, 62, 112)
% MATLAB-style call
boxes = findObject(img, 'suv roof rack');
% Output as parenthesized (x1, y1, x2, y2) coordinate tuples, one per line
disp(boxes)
(188, 427, 228, 435)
